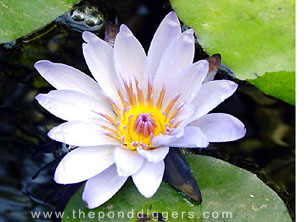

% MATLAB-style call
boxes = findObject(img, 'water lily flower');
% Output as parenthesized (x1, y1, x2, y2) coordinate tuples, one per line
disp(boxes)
(35, 12, 246, 209)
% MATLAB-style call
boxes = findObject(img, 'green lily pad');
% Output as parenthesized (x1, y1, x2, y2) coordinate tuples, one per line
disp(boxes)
(170, 0, 295, 105)
(251, 71, 295, 105)
(0, 0, 78, 44)
(63, 155, 292, 222)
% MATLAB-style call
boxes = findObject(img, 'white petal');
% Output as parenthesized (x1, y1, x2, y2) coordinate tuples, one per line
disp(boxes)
(35, 90, 115, 122)
(54, 146, 115, 184)
(114, 146, 144, 177)
(153, 29, 195, 100)
(48, 121, 121, 146)
(191, 113, 246, 142)
(191, 80, 238, 120)
(34, 60, 106, 104)
(151, 134, 179, 148)
(137, 146, 169, 163)
(132, 160, 164, 198)
(114, 25, 148, 95)
(170, 126, 209, 148)
(151, 105, 198, 148)
(173, 104, 198, 134)
(163, 60, 209, 109)
(147, 12, 181, 77)
(82, 32, 122, 107)
(82, 165, 128, 209)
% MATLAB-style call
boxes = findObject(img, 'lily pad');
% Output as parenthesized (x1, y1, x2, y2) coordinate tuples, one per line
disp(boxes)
(251, 71, 295, 105)
(170, 0, 295, 105)
(0, 0, 79, 44)
(63, 155, 292, 222)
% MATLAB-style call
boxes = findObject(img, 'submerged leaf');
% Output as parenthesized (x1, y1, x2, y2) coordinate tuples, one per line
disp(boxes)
(164, 149, 202, 203)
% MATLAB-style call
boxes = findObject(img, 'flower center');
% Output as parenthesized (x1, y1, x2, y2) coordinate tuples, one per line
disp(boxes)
(118, 104, 169, 149)
(100, 76, 183, 150)
(133, 113, 155, 136)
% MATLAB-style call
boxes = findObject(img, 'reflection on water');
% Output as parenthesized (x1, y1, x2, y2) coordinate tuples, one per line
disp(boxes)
(0, 0, 295, 221)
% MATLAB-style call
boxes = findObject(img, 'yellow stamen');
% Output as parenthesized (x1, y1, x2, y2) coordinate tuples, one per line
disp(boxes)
(100, 79, 183, 150)
(147, 82, 154, 106)
(164, 95, 180, 116)
(156, 87, 165, 108)
(102, 114, 118, 126)
(118, 89, 128, 109)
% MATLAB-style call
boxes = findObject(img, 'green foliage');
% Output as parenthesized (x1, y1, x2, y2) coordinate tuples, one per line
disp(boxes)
(251, 71, 295, 105)
(63, 155, 292, 221)
(170, 0, 295, 105)
(0, 0, 78, 43)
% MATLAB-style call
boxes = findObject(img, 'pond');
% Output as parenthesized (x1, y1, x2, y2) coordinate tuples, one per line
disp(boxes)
(0, 0, 295, 221)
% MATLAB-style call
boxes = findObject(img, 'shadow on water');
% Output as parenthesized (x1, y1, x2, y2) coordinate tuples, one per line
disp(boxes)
(0, 0, 295, 221)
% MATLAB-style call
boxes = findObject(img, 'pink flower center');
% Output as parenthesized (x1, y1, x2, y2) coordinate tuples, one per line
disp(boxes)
(133, 113, 157, 137)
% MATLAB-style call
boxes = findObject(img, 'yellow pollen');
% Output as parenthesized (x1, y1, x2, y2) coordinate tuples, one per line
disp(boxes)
(118, 104, 169, 150)
(100, 77, 182, 150)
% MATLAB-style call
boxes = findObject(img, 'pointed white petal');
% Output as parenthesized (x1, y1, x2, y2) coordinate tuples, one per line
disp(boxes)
(191, 113, 246, 142)
(191, 80, 238, 120)
(170, 126, 209, 148)
(48, 121, 121, 146)
(152, 126, 208, 148)
(147, 12, 181, 77)
(82, 165, 128, 209)
(114, 25, 148, 95)
(54, 146, 115, 184)
(34, 60, 106, 104)
(164, 60, 209, 109)
(153, 29, 195, 99)
(36, 90, 115, 122)
(137, 146, 169, 163)
(151, 134, 179, 148)
(173, 104, 198, 134)
(82, 32, 122, 107)
(114, 146, 144, 177)
(132, 160, 164, 198)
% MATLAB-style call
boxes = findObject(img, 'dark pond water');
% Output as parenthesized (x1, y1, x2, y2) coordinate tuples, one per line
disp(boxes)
(0, 0, 295, 221)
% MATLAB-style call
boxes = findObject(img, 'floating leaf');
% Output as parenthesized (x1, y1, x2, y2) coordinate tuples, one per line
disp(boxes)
(0, 0, 79, 44)
(63, 155, 292, 222)
(251, 71, 295, 105)
(170, 0, 295, 104)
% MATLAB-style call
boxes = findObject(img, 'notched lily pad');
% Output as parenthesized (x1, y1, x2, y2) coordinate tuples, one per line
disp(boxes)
(170, 0, 295, 105)
(63, 155, 292, 222)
